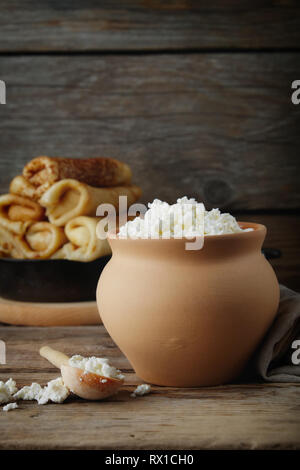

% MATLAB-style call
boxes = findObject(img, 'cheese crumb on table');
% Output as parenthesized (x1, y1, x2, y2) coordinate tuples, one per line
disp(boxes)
(5, 378, 18, 395)
(13, 382, 42, 401)
(69, 355, 125, 380)
(131, 384, 151, 398)
(0, 379, 18, 404)
(3, 402, 18, 412)
(38, 377, 69, 405)
(13, 378, 69, 405)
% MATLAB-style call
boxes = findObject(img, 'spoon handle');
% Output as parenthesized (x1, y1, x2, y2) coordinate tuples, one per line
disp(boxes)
(40, 346, 69, 369)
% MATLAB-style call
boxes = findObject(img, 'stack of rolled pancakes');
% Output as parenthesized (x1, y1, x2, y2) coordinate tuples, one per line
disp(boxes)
(0, 157, 141, 261)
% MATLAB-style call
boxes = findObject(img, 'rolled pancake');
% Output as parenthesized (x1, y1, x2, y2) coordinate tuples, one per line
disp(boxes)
(10, 175, 38, 201)
(23, 156, 132, 195)
(0, 226, 24, 258)
(0, 222, 66, 260)
(20, 222, 67, 259)
(52, 216, 111, 262)
(39, 179, 142, 227)
(0, 194, 45, 235)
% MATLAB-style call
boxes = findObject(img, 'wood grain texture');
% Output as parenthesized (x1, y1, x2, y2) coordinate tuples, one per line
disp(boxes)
(1, 53, 300, 210)
(0, 0, 300, 52)
(0, 325, 299, 450)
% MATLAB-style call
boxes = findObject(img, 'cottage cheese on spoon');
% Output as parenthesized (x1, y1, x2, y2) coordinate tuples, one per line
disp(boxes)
(69, 355, 125, 380)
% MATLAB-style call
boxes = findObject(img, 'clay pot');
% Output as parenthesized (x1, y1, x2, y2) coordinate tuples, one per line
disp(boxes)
(97, 223, 279, 387)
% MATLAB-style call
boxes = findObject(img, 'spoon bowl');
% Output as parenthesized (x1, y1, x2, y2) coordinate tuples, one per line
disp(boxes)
(61, 365, 123, 400)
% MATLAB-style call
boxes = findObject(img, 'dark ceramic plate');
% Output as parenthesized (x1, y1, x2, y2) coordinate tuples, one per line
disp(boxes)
(0, 256, 111, 303)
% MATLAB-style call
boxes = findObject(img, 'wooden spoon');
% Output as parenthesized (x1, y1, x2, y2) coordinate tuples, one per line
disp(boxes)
(40, 346, 123, 400)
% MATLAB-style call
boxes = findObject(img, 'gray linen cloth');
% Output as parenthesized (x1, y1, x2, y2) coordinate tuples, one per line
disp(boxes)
(256, 285, 300, 382)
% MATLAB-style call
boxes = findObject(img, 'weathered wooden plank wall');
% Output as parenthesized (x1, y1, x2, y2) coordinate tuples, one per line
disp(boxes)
(0, 0, 299, 288)
(1, 54, 299, 209)
(0, 0, 300, 51)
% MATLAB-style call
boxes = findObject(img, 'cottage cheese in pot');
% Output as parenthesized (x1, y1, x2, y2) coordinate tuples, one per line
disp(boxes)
(118, 197, 251, 238)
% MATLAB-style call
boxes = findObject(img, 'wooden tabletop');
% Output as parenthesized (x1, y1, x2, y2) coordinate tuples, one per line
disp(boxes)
(0, 324, 299, 450)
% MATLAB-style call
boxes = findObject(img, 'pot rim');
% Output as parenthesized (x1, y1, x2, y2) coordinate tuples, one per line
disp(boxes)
(107, 221, 266, 242)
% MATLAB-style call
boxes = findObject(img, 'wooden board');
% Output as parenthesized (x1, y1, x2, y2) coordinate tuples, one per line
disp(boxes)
(0, 324, 299, 450)
(0, 297, 101, 326)
(1, 54, 300, 210)
(0, 0, 300, 52)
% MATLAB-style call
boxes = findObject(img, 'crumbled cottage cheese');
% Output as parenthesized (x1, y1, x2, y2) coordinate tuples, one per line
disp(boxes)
(0, 378, 18, 404)
(13, 378, 69, 405)
(131, 384, 151, 398)
(118, 197, 251, 239)
(3, 402, 18, 412)
(13, 382, 42, 401)
(38, 377, 69, 405)
(203, 208, 249, 235)
(69, 355, 125, 380)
